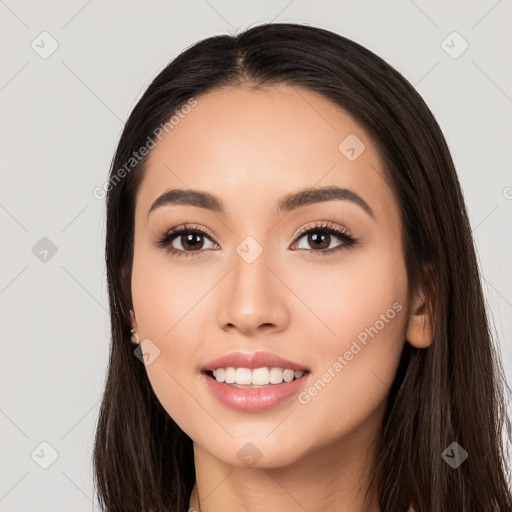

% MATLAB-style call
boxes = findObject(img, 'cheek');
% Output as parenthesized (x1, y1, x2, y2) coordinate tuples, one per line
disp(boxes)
(290, 240, 408, 346)
(131, 231, 216, 339)
(130, 244, 220, 428)
(284, 243, 408, 443)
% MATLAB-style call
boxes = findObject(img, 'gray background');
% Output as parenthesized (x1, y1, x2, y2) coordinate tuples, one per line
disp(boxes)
(1, 1, 511, 510)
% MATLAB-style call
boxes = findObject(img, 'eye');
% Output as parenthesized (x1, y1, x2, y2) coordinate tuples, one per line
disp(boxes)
(154, 223, 218, 258)
(291, 221, 357, 255)
(154, 221, 357, 258)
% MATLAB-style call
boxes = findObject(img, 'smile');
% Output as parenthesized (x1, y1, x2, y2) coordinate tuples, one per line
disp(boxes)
(202, 368, 310, 412)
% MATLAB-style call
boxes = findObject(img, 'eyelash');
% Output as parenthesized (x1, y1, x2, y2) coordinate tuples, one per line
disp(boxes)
(154, 221, 358, 259)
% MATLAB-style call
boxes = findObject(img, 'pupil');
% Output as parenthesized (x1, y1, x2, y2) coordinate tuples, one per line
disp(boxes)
(184, 233, 203, 250)
(309, 233, 329, 250)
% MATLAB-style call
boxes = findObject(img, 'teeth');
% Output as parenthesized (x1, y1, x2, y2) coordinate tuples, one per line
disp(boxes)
(269, 367, 284, 384)
(252, 367, 269, 385)
(211, 367, 306, 385)
(214, 368, 226, 382)
(235, 368, 252, 385)
(225, 367, 236, 384)
(283, 369, 295, 382)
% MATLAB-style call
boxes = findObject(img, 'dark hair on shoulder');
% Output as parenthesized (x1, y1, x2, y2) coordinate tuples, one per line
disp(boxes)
(93, 22, 512, 512)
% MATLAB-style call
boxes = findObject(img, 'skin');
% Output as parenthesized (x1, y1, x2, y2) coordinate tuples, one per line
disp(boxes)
(129, 84, 432, 512)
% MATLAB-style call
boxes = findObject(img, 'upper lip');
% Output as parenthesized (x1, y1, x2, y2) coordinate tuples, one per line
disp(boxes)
(202, 351, 309, 372)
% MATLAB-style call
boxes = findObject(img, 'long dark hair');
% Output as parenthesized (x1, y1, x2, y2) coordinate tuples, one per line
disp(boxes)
(93, 22, 512, 511)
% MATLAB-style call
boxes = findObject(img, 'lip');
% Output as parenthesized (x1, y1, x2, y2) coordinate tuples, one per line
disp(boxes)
(202, 351, 309, 372)
(202, 371, 310, 412)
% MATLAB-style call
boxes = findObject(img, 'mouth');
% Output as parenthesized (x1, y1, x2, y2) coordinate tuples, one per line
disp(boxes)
(200, 351, 311, 411)
(202, 367, 310, 388)
(201, 367, 311, 412)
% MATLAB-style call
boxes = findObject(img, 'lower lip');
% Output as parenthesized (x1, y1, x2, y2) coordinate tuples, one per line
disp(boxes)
(202, 372, 309, 412)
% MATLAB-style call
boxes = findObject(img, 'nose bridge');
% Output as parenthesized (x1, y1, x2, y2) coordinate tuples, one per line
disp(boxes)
(232, 237, 271, 296)
(216, 234, 289, 333)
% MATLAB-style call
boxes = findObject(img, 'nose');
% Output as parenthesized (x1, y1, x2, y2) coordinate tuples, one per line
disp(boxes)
(216, 248, 290, 337)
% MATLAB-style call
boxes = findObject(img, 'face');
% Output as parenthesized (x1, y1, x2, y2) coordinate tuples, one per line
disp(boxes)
(130, 84, 411, 468)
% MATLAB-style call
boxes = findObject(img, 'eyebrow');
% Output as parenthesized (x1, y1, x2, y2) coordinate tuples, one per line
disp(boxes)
(147, 186, 375, 219)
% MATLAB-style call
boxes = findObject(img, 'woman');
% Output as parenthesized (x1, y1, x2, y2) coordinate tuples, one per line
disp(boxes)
(93, 22, 512, 512)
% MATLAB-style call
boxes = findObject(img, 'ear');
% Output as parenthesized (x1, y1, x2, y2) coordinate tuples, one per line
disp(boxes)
(406, 283, 433, 349)
(129, 309, 138, 332)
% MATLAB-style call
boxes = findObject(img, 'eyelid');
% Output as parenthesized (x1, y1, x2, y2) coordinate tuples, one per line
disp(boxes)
(160, 223, 218, 243)
(292, 220, 353, 241)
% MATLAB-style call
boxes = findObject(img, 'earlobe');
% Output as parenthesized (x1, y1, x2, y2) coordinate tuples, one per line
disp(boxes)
(406, 287, 433, 349)
(130, 309, 138, 331)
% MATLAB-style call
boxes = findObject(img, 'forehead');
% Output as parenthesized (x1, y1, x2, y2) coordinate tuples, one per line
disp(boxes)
(136, 84, 393, 222)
